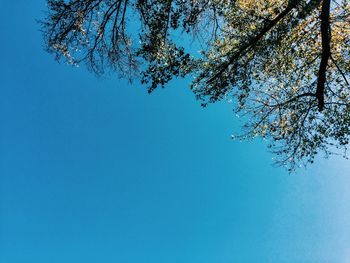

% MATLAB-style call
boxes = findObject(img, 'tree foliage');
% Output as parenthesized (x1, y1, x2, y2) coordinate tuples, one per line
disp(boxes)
(41, 0, 350, 170)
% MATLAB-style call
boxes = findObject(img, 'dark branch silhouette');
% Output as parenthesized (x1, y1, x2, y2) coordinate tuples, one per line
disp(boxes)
(316, 0, 331, 111)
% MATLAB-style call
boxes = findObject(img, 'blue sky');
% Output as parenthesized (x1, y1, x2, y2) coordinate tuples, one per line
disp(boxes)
(1, 1, 350, 262)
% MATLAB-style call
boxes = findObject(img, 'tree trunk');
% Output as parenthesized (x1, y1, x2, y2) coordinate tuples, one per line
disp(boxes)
(316, 0, 331, 111)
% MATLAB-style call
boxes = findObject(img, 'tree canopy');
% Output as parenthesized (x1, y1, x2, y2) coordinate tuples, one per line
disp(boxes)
(41, 0, 350, 170)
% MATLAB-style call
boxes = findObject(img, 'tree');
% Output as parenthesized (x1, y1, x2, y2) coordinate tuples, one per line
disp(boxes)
(41, 0, 350, 170)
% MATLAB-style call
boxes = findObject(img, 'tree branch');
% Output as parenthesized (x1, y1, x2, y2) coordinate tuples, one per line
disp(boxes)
(207, 0, 301, 84)
(316, 0, 331, 111)
(330, 55, 350, 86)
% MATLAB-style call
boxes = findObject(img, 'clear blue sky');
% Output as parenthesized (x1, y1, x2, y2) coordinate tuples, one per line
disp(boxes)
(1, 1, 350, 262)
